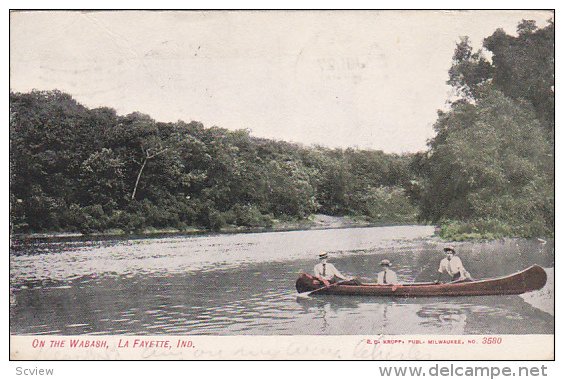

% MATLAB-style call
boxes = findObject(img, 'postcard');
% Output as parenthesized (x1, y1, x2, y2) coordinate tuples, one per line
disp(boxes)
(9, 9, 554, 361)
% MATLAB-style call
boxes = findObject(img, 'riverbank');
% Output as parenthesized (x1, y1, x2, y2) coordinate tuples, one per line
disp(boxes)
(15, 215, 551, 243)
(437, 218, 554, 241)
(11, 214, 403, 240)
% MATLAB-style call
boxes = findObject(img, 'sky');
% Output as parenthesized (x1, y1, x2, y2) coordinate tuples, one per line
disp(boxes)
(10, 10, 553, 153)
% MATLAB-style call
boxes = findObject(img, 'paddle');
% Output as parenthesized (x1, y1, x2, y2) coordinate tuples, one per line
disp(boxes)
(297, 278, 353, 298)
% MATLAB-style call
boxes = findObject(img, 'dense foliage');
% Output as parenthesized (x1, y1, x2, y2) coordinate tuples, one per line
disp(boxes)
(418, 19, 554, 238)
(10, 91, 417, 234)
(10, 19, 554, 239)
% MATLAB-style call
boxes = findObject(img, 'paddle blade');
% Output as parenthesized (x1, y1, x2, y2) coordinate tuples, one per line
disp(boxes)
(296, 291, 313, 299)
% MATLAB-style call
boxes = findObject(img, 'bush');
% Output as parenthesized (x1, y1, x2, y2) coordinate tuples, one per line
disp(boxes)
(138, 199, 180, 228)
(194, 206, 226, 231)
(174, 199, 198, 226)
(226, 204, 273, 227)
(110, 210, 147, 234)
(60, 204, 111, 234)
(440, 218, 519, 240)
(348, 186, 418, 224)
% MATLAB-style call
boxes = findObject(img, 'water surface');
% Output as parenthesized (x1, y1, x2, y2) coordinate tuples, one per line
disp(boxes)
(10, 226, 554, 335)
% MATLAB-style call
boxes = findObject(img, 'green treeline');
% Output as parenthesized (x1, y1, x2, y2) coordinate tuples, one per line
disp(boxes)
(416, 19, 554, 239)
(9, 91, 417, 234)
(9, 19, 554, 238)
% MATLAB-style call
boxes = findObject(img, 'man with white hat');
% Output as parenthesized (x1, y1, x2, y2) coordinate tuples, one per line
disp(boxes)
(437, 246, 472, 283)
(314, 252, 351, 285)
(377, 259, 399, 285)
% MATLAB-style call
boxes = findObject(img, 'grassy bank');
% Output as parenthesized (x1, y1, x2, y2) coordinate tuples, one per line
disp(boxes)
(11, 214, 396, 240)
(16, 216, 551, 243)
(438, 218, 553, 241)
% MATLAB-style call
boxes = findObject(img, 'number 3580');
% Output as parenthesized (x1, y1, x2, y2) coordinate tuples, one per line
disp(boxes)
(482, 337, 502, 344)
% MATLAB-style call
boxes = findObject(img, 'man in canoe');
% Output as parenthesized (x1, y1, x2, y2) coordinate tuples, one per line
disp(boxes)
(314, 252, 353, 285)
(376, 259, 399, 285)
(436, 246, 473, 283)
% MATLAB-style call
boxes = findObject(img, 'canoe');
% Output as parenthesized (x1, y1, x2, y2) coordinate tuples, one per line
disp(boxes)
(295, 265, 547, 297)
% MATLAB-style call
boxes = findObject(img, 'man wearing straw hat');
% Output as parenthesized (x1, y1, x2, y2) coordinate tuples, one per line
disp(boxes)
(314, 252, 352, 286)
(377, 259, 399, 285)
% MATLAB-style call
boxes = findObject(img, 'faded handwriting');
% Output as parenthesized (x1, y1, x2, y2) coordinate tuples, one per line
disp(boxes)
(285, 342, 342, 359)
(24, 344, 122, 360)
(192, 347, 223, 359)
(232, 346, 283, 359)
(141, 347, 182, 359)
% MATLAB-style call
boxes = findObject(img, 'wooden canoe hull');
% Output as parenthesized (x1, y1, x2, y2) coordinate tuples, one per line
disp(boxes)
(295, 265, 547, 297)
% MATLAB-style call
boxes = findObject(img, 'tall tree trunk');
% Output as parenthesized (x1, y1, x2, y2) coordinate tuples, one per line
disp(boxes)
(131, 157, 148, 200)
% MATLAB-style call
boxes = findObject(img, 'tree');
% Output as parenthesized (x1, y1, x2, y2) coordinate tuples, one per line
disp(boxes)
(483, 19, 554, 135)
(264, 158, 317, 218)
(420, 89, 553, 236)
(10, 90, 92, 230)
(10, 89, 420, 233)
(110, 113, 187, 201)
(78, 148, 126, 207)
(417, 19, 554, 237)
(447, 36, 493, 100)
(447, 20, 554, 135)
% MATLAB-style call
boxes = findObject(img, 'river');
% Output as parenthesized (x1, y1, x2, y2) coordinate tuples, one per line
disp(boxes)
(10, 225, 554, 336)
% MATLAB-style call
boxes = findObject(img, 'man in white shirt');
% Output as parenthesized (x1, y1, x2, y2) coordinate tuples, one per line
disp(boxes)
(377, 259, 399, 285)
(437, 247, 473, 282)
(314, 252, 351, 285)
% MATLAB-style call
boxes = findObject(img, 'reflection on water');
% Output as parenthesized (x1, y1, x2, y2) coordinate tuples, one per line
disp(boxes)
(295, 291, 553, 335)
(10, 226, 554, 335)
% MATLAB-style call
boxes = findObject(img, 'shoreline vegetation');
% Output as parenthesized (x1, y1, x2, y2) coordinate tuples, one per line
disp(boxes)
(11, 215, 552, 243)
(9, 20, 554, 242)
(11, 214, 420, 240)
